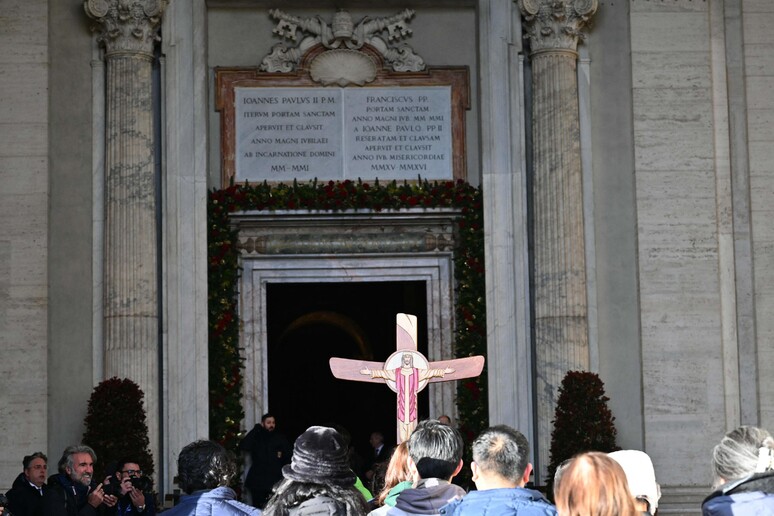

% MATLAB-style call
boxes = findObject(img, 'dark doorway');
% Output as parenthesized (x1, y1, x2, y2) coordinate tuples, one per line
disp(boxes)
(266, 281, 427, 471)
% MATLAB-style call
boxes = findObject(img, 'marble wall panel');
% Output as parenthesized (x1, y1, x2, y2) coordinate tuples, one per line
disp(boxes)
(745, 76, 774, 109)
(0, 0, 47, 63)
(747, 111, 774, 142)
(630, 0, 726, 492)
(631, 14, 709, 52)
(645, 416, 719, 487)
(631, 51, 710, 89)
(632, 89, 714, 171)
(0, 0, 48, 492)
(0, 64, 47, 122)
(744, 44, 774, 76)
(630, 0, 709, 14)
(743, 0, 774, 433)
(743, 0, 774, 13)
(0, 127, 47, 157)
(1, 157, 47, 194)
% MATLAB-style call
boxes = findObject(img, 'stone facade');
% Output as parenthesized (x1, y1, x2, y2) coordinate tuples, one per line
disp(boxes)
(2, 3, 774, 514)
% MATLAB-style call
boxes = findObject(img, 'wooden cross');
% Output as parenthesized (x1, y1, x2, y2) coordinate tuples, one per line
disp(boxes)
(329, 313, 485, 443)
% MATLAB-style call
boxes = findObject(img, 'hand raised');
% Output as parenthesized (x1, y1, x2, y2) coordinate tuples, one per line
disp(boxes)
(87, 483, 105, 508)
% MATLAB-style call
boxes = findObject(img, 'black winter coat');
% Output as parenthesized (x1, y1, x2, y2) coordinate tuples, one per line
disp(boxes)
(5, 473, 47, 516)
(37, 474, 100, 516)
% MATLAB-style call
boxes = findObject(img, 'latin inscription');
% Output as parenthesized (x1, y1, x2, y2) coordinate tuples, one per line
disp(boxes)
(235, 87, 452, 181)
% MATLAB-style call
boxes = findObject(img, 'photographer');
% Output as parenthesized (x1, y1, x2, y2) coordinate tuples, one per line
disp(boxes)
(105, 460, 154, 516)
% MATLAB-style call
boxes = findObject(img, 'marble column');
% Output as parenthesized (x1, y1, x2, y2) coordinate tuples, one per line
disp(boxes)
(518, 0, 598, 477)
(84, 0, 167, 471)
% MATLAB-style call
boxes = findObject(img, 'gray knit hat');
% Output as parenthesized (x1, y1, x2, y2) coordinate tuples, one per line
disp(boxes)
(282, 426, 356, 486)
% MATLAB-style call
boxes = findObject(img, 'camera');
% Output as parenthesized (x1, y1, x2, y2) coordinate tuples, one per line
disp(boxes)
(0, 493, 12, 515)
(102, 479, 123, 497)
(129, 476, 152, 492)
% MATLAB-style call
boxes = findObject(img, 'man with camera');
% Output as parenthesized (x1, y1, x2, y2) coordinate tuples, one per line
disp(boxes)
(105, 460, 154, 516)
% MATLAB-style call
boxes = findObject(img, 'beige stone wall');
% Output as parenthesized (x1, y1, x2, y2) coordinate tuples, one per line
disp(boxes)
(0, 0, 49, 490)
(630, 0, 727, 489)
(744, 0, 774, 430)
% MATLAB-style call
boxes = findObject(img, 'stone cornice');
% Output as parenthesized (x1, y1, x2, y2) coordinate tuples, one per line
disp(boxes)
(84, 0, 168, 56)
(518, 0, 598, 54)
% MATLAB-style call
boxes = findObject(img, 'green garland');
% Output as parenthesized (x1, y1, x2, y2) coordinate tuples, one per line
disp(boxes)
(207, 178, 488, 456)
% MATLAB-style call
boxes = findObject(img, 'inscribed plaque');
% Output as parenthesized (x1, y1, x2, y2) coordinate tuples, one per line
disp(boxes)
(233, 87, 451, 183)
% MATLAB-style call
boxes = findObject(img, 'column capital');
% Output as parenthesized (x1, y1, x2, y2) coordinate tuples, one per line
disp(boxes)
(84, 0, 168, 56)
(518, 0, 598, 54)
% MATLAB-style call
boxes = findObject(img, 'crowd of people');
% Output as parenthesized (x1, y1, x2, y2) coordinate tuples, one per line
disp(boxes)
(3, 419, 774, 515)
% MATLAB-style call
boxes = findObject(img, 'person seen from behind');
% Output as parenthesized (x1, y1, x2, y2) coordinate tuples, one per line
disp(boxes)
(553, 451, 637, 516)
(369, 442, 412, 515)
(442, 425, 556, 516)
(263, 425, 369, 516)
(608, 450, 660, 516)
(702, 425, 774, 515)
(164, 440, 259, 516)
(380, 419, 465, 516)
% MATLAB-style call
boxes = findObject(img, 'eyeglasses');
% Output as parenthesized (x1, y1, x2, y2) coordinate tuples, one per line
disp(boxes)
(122, 469, 142, 476)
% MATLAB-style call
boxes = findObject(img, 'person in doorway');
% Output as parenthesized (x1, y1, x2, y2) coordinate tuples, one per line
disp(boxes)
(364, 431, 391, 493)
(240, 413, 292, 508)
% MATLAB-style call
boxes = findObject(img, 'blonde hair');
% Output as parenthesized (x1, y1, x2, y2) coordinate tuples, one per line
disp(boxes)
(554, 452, 638, 516)
(377, 442, 411, 506)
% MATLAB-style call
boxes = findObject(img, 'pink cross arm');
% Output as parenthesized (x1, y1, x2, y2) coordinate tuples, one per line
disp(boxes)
(424, 355, 485, 384)
(329, 357, 391, 384)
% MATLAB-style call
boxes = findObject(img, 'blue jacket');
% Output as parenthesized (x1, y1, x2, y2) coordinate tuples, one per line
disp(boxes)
(702, 472, 774, 516)
(162, 487, 260, 516)
(440, 487, 557, 516)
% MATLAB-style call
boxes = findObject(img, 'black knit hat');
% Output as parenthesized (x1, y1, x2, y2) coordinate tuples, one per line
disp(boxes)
(282, 426, 356, 486)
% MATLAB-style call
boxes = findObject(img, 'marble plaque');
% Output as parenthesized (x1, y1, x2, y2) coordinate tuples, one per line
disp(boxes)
(234, 86, 452, 182)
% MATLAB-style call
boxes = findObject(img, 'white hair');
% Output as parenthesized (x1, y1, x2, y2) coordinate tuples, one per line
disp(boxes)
(712, 426, 774, 488)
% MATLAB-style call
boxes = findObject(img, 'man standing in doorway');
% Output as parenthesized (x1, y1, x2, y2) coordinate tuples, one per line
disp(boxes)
(239, 413, 291, 508)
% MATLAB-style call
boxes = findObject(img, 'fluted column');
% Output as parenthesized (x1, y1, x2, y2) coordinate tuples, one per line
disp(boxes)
(518, 0, 598, 477)
(84, 0, 167, 470)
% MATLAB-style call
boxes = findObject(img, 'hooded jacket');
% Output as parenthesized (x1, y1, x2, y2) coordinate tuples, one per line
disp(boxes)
(702, 471, 774, 516)
(368, 481, 413, 516)
(162, 486, 261, 516)
(385, 479, 465, 516)
(440, 487, 557, 516)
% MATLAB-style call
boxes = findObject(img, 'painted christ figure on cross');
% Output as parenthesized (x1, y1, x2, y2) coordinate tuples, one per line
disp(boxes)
(330, 313, 485, 442)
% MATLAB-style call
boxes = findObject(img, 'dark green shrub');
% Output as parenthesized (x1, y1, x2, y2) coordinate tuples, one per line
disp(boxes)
(545, 370, 618, 498)
(82, 377, 154, 478)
